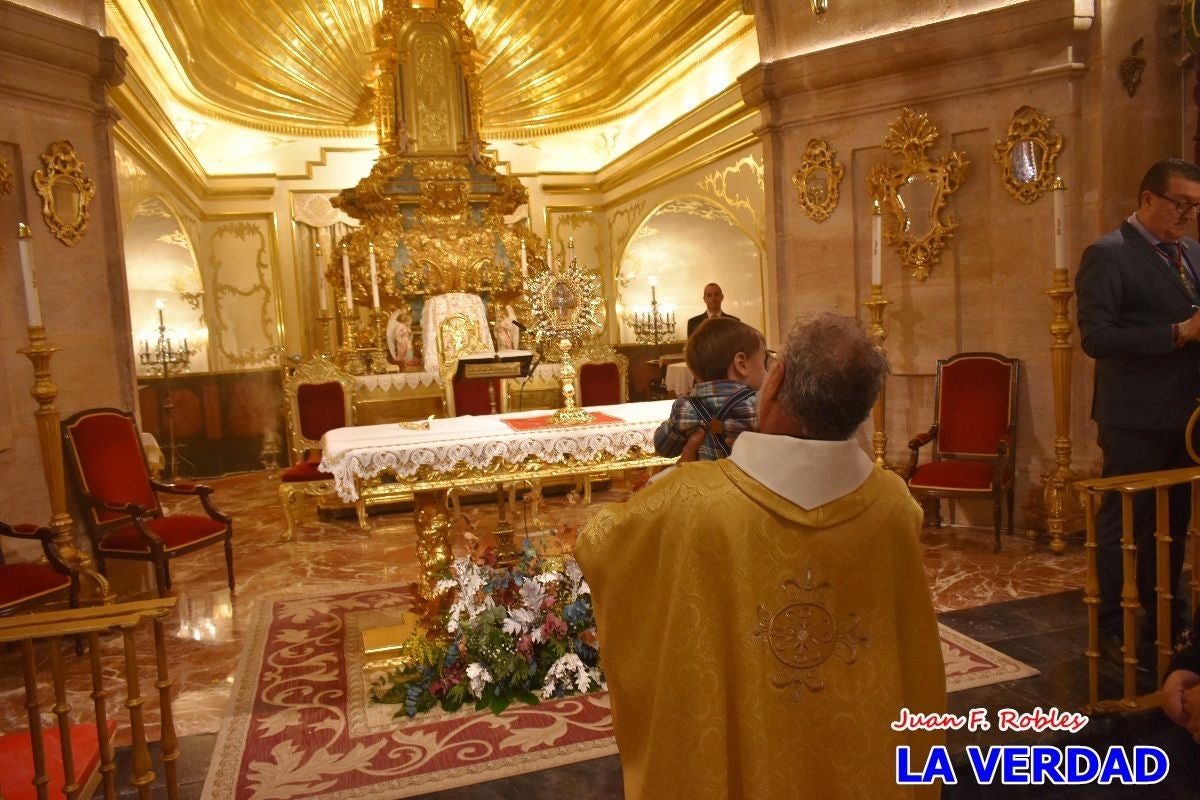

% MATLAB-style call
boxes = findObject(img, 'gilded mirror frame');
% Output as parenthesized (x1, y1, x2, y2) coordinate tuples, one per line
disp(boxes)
(0, 156, 13, 197)
(792, 138, 844, 223)
(866, 108, 968, 281)
(992, 106, 1063, 205)
(33, 140, 96, 246)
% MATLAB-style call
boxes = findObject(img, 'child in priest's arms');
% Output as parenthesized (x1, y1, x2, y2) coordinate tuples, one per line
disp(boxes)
(653, 316, 771, 462)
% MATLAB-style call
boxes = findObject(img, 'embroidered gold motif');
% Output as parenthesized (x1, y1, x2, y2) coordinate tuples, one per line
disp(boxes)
(752, 569, 867, 700)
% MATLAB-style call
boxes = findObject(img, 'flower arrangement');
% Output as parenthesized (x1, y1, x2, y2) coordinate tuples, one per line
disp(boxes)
(369, 545, 604, 717)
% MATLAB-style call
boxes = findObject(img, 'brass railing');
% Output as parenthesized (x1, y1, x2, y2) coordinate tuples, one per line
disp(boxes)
(0, 598, 178, 800)
(1076, 467, 1200, 712)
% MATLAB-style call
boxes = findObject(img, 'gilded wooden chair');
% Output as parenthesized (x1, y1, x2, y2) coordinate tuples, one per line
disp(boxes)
(61, 408, 234, 596)
(279, 356, 356, 539)
(0, 521, 79, 619)
(906, 352, 1020, 551)
(438, 312, 505, 416)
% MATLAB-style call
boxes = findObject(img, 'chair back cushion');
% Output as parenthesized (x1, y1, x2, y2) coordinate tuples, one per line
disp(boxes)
(452, 378, 501, 416)
(935, 354, 1016, 457)
(296, 381, 347, 441)
(580, 362, 622, 407)
(63, 410, 158, 523)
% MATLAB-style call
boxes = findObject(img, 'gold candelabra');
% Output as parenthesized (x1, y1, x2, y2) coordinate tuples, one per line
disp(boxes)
(1036, 263, 1085, 552)
(19, 325, 111, 601)
(864, 283, 891, 468)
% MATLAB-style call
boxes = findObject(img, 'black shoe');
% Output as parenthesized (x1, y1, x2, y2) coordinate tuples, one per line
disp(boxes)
(1099, 633, 1152, 675)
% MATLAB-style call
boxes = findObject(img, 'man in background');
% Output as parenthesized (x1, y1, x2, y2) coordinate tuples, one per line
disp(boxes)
(577, 312, 945, 799)
(1076, 157, 1200, 668)
(686, 282, 738, 336)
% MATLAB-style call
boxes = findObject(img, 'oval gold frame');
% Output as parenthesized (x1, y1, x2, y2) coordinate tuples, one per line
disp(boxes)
(866, 108, 968, 281)
(792, 138, 844, 223)
(992, 106, 1063, 205)
(33, 140, 96, 246)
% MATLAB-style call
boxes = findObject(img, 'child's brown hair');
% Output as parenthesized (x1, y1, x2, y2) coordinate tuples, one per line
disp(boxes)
(686, 317, 764, 381)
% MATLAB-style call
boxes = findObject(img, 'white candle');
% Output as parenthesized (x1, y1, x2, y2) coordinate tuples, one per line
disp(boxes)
(568, 236, 575, 262)
(520, 240, 528, 276)
(368, 242, 380, 309)
(546, 236, 553, 269)
(155, 297, 165, 329)
(1053, 180, 1066, 271)
(871, 202, 882, 286)
(16, 224, 43, 327)
(314, 242, 328, 312)
(649, 275, 657, 304)
(341, 245, 353, 307)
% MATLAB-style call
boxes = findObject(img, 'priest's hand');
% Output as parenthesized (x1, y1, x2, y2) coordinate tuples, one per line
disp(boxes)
(677, 428, 706, 462)
(1162, 668, 1200, 730)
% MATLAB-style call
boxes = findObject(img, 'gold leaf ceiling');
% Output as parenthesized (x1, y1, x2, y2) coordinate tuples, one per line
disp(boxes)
(111, 0, 750, 139)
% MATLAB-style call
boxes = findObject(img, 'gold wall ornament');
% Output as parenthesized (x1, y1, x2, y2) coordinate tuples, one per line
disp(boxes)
(0, 156, 13, 196)
(866, 108, 968, 281)
(993, 106, 1064, 205)
(32, 140, 96, 246)
(792, 139, 844, 223)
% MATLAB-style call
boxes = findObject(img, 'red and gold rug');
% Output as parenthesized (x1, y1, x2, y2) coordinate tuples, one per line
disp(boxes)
(200, 585, 1036, 800)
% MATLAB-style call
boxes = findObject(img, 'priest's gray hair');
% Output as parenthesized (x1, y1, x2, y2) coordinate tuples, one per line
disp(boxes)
(777, 312, 890, 441)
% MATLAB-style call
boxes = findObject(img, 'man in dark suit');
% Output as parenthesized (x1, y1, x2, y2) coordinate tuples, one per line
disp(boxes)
(1077, 158, 1200, 667)
(686, 282, 739, 337)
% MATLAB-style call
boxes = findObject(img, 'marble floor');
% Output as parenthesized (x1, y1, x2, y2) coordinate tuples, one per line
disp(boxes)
(1, 469, 1103, 797)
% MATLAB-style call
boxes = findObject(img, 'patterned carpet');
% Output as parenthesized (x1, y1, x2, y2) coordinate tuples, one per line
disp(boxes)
(201, 583, 1037, 800)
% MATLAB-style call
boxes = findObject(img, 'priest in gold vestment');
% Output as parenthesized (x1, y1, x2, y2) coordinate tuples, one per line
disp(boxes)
(577, 313, 945, 799)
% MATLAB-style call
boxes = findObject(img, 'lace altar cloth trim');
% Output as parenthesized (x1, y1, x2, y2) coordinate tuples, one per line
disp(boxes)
(319, 400, 673, 502)
(501, 411, 623, 431)
(354, 363, 562, 395)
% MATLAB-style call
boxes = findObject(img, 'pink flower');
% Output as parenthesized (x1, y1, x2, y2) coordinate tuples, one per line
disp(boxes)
(517, 634, 534, 659)
(540, 614, 567, 639)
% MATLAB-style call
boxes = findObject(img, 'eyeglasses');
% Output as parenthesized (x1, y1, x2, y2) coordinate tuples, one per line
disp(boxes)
(764, 349, 778, 371)
(1149, 189, 1200, 217)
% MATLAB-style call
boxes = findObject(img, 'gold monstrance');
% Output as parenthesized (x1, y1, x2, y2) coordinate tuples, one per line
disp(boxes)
(526, 240, 603, 425)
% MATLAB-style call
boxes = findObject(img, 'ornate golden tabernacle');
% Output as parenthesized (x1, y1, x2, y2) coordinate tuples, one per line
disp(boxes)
(332, 0, 539, 363)
(866, 109, 968, 281)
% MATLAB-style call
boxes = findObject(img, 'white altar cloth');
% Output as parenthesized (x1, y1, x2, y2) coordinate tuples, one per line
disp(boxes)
(320, 399, 674, 502)
(665, 362, 694, 396)
(353, 361, 562, 394)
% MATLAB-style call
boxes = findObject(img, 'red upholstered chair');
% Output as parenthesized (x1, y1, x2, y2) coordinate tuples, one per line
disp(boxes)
(905, 352, 1020, 551)
(279, 357, 356, 539)
(578, 349, 629, 407)
(61, 408, 233, 596)
(0, 522, 79, 618)
(438, 313, 504, 416)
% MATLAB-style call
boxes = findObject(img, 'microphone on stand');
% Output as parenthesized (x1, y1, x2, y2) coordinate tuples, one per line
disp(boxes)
(518, 338, 545, 412)
(512, 319, 528, 332)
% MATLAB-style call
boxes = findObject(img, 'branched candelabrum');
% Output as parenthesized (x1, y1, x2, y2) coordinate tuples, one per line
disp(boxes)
(138, 308, 194, 479)
(623, 298, 677, 345)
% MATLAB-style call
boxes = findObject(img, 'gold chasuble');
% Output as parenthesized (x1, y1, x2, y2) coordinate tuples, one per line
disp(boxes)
(576, 458, 945, 799)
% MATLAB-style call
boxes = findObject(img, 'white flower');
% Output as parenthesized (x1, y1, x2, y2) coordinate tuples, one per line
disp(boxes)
(501, 607, 537, 636)
(541, 653, 593, 699)
(466, 662, 493, 698)
(565, 559, 589, 599)
(519, 578, 546, 612)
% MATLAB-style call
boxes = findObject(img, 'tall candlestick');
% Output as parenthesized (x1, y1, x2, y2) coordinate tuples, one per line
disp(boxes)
(16, 224, 43, 327)
(341, 243, 353, 306)
(520, 240, 528, 276)
(314, 241, 328, 312)
(368, 241, 380, 309)
(871, 200, 882, 285)
(1053, 177, 1066, 271)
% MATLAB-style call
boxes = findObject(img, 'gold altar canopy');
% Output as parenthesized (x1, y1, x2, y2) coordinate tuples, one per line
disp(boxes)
(333, 0, 533, 324)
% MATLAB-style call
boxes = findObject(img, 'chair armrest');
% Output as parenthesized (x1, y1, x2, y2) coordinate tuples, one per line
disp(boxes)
(98, 499, 150, 517)
(0, 521, 53, 542)
(908, 427, 936, 451)
(151, 479, 213, 496)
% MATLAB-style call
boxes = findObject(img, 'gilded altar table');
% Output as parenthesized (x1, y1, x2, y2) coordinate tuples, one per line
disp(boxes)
(319, 400, 676, 596)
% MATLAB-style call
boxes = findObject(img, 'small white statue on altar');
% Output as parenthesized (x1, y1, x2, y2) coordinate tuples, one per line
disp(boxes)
(387, 310, 413, 364)
(495, 305, 520, 351)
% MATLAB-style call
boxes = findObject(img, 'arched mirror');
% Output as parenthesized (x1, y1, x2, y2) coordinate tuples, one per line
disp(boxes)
(866, 108, 968, 281)
(33, 140, 96, 246)
(793, 138, 844, 223)
(125, 197, 208, 374)
(615, 197, 764, 344)
(993, 106, 1063, 205)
